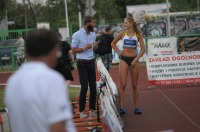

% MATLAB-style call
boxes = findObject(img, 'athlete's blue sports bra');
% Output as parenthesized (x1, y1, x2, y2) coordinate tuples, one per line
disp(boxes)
(123, 31, 138, 48)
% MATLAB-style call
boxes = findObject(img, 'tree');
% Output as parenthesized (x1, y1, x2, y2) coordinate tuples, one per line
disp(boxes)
(94, 0, 122, 24)
(27, 0, 37, 26)
(4, 0, 199, 31)
(0, 0, 7, 20)
(6, 1, 26, 29)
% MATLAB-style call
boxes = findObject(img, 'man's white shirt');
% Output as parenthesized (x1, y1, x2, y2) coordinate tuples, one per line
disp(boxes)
(16, 38, 25, 50)
(4, 62, 76, 132)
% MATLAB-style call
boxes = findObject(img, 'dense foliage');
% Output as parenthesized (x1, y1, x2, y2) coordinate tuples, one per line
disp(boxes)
(0, 0, 199, 31)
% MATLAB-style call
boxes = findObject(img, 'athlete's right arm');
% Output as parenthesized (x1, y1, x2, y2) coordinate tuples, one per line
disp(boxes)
(111, 31, 124, 56)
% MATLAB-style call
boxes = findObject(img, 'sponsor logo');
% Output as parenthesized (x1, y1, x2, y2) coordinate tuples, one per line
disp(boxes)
(151, 42, 170, 48)
(124, 39, 137, 47)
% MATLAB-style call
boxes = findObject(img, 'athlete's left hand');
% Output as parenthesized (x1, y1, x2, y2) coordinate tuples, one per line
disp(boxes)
(131, 59, 138, 68)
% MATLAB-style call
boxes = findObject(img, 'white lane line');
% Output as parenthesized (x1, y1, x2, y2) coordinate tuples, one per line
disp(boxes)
(157, 88, 200, 130)
(70, 85, 81, 88)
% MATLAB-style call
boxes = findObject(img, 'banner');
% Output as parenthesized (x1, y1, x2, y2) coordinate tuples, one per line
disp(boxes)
(37, 23, 50, 30)
(183, 37, 200, 51)
(126, 3, 171, 22)
(170, 19, 187, 35)
(187, 16, 200, 29)
(137, 22, 147, 36)
(146, 52, 200, 85)
(59, 28, 69, 41)
(147, 20, 166, 37)
(147, 37, 177, 55)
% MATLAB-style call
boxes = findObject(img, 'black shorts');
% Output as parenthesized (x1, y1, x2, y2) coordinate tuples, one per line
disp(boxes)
(120, 55, 136, 66)
(55, 66, 74, 81)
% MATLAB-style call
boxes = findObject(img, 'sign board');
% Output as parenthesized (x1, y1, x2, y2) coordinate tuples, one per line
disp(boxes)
(37, 23, 50, 30)
(126, 3, 171, 22)
(146, 52, 200, 85)
(187, 16, 200, 29)
(59, 28, 69, 41)
(147, 37, 177, 55)
(147, 20, 167, 37)
(85, 0, 96, 16)
(170, 19, 187, 35)
(137, 22, 147, 36)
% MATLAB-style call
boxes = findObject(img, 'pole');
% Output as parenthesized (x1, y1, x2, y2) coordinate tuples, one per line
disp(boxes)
(5, 10, 8, 29)
(197, 0, 200, 11)
(5, 10, 8, 40)
(25, 4, 28, 30)
(166, 0, 171, 36)
(78, 0, 82, 29)
(64, 0, 70, 37)
(89, 0, 92, 16)
(78, 12, 82, 29)
(23, 0, 28, 30)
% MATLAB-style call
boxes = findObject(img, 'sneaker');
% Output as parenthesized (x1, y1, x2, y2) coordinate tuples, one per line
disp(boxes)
(80, 111, 88, 119)
(119, 108, 126, 115)
(89, 111, 97, 118)
(134, 107, 142, 114)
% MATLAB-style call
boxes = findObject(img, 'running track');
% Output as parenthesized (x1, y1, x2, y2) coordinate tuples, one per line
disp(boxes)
(1, 63, 200, 132)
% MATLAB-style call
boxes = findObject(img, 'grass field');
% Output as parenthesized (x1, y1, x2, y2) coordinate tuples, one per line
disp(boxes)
(0, 65, 17, 72)
(0, 87, 80, 109)
(68, 87, 80, 101)
(0, 89, 4, 110)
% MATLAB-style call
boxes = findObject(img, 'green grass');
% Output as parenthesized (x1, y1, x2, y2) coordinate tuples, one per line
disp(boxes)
(0, 66, 14, 72)
(0, 89, 5, 109)
(68, 87, 80, 101)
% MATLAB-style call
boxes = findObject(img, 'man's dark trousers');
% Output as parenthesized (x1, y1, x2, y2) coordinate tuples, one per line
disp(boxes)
(77, 59, 96, 112)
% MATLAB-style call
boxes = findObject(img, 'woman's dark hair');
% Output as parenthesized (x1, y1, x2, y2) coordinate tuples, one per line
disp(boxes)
(56, 32, 62, 38)
(125, 17, 141, 35)
(25, 29, 58, 57)
(105, 26, 112, 32)
(83, 16, 95, 25)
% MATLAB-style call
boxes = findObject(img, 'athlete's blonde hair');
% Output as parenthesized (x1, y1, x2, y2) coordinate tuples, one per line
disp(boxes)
(125, 17, 141, 35)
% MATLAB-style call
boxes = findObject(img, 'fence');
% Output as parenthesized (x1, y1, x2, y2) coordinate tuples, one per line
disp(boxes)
(0, 46, 26, 71)
(0, 29, 33, 41)
(1, 27, 200, 71)
(0, 29, 33, 71)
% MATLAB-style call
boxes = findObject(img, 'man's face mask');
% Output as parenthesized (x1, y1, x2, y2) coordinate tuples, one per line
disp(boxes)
(87, 24, 93, 32)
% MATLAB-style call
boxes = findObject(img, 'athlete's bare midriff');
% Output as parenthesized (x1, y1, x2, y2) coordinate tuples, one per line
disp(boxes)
(122, 47, 137, 57)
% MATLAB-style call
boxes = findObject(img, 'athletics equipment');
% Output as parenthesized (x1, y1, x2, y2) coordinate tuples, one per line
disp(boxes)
(96, 58, 124, 132)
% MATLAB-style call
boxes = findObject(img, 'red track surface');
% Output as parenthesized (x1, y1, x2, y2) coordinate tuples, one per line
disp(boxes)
(1, 63, 200, 132)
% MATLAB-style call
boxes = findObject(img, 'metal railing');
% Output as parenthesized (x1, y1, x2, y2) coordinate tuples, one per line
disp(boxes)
(0, 29, 33, 41)
(0, 46, 25, 71)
